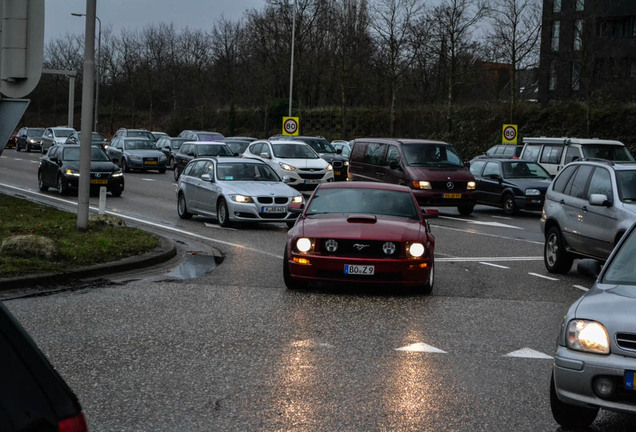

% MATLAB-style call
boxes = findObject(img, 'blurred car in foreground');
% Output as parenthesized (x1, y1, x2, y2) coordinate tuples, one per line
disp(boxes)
(106, 137, 167, 173)
(469, 158, 552, 215)
(40, 126, 77, 153)
(550, 221, 636, 429)
(177, 157, 303, 227)
(173, 141, 234, 180)
(0, 302, 89, 432)
(284, 182, 437, 292)
(15, 127, 45, 152)
(38, 145, 124, 196)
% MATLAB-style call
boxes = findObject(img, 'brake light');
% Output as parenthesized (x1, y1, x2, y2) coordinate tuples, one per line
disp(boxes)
(58, 413, 88, 432)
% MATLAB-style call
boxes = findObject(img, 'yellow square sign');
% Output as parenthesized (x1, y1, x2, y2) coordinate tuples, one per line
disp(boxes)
(282, 117, 299, 136)
(502, 124, 518, 144)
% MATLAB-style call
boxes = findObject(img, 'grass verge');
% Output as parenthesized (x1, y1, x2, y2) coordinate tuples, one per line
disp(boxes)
(0, 193, 159, 278)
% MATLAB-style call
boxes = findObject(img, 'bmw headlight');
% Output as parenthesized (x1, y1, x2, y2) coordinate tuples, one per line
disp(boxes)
(525, 189, 540, 196)
(280, 162, 296, 171)
(566, 320, 610, 354)
(412, 181, 431, 190)
(407, 242, 425, 257)
(292, 195, 303, 204)
(231, 195, 253, 203)
(64, 169, 80, 177)
(467, 181, 476, 190)
(295, 238, 314, 253)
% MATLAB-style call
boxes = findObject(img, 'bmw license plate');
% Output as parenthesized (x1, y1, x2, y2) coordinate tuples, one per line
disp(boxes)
(443, 193, 462, 199)
(344, 264, 375, 275)
(626, 371, 635, 390)
(261, 206, 286, 214)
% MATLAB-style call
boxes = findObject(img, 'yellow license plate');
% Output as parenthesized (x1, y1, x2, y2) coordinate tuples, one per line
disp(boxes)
(145, 160, 158, 165)
(334, 171, 341, 176)
(90, 179, 108, 184)
(443, 193, 462, 199)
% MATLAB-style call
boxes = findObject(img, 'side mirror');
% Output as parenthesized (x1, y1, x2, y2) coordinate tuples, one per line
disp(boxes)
(260, 152, 271, 159)
(201, 173, 213, 182)
(589, 193, 610, 207)
(420, 208, 439, 218)
(282, 175, 292, 184)
(389, 160, 401, 170)
(487, 173, 502, 181)
(577, 259, 602, 278)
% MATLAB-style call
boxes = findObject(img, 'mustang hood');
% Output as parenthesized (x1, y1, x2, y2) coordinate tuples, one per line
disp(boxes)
(299, 214, 423, 242)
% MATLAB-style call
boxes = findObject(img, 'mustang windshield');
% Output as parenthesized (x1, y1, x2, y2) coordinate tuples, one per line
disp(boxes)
(217, 163, 281, 182)
(307, 188, 419, 219)
(272, 143, 319, 159)
(403, 143, 464, 167)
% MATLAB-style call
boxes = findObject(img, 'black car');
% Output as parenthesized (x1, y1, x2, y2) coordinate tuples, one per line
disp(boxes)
(0, 302, 88, 432)
(105, 137, 168, 173)
(469, 158, 552, 215)
(38, 145, 125, 196)
(155, 136, 188, 170)
(173, 141, 233, 180)
(15, 127, 45, 152)
(271, 135, 349, 181)
(478, 144, 523, 159)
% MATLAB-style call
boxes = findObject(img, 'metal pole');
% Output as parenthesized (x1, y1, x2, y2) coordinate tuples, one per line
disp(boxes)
(288, 0, 297, 117)
(68, 75, 75, 127)
(72, 12, 100, 132)
(77, 0, 96, 230)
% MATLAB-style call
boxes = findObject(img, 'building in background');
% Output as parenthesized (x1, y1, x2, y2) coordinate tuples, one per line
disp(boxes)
(539, 0, 636, 102)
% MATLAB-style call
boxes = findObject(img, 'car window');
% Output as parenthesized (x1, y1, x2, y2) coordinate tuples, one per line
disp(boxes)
(180, 144, 192, 155)
(587, 167, 613, 199)
(49, 146, 60, 159)
(617, 170, 636, 202)
(363, 143, 387, 166)
(125, 140, 156, 150)
(189, 161, 209, 177)
(197, 144, 232, 157)
(483, 162, 501, 177)
(582, 145, 634, 161)
(522, 144, 541, 162)
(26, 129, 44, 137)
(552, 165, 577, 192)
(183, 161, 196, 176)
(307, 188, 418, 219)
(403, 143, 464, 167)
(301, 138, 336, 154)
(249, 142, 263, 155)
(540, 145, 564, 164)
(602, 227, 636, 285)
(564, 146, 582, 164)
(470, 160, 486, 176)
(565, 164, 594, 198)
(386, 146, 401, 166)
(350, 142, 366, 160)
(502, 146, 517, 156)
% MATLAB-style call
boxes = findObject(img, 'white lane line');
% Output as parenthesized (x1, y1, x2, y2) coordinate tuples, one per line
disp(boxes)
(395, 342, 447, 353)
(437, 256, 542, 262)
(491, 215, 513, 220)
(528, 272, 559, 281)
(480, 262, 510, 269)
(432, 224, 543, 245)
(505, 348, 553, 359)
(142, 178, 156, 182)
(573, 285, 589, 292)
(204, 222, 237, 231)
(439, 215, 523, 230)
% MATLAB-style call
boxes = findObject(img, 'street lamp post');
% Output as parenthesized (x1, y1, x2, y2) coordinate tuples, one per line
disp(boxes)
(72, 12, 101, 132)
(288, 0, 297, 117)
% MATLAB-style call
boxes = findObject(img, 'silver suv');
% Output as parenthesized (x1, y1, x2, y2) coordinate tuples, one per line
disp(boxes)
(541, 160, 636, 273)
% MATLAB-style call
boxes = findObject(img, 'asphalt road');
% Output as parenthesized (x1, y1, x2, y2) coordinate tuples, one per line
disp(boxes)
(2, 149, 635, 431)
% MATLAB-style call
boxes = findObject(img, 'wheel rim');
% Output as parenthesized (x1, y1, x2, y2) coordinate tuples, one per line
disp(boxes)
(504, 197, 513, 212)
(218, 201, 227, 224)
(38, 173, 44, 189)
(178, 195, 186, 215)
(546, 233, 559, 266)
(57, 176, 63, 193)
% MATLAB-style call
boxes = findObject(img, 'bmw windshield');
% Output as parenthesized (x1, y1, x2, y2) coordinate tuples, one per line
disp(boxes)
(217, 163, 281, 182)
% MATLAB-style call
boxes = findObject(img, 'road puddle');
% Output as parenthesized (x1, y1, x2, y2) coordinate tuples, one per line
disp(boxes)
(165, 252, 217, 280)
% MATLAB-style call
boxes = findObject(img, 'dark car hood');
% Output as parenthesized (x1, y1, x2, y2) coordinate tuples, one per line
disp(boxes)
(125, 149, 164, 157)
(408, 166, 474, 181)
(298, 214, 424, 241)
(318, 153, 348, 163)
(63, 160, 119, 172)
(502, 178, 552, 190)
(574, 285, 636, 334)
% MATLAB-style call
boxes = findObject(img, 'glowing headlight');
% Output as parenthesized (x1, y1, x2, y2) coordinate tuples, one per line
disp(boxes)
(325, 239, 338, 252)
(231, 195, 253, 203)
(467, 181, 476, 190)
(280, 162, 296, 171)
(525, 189, 540, 196)
(344, 161, 349, 166)
(327, 164, 333, 171)
(112, 170, 123, 177)
(566, 320, 610, 354)
(28, 139, 37, 144)
(412, 181, 431, 190)
(65, 169, 80, 177)
(382, 242, 396, 255)
(407, 242, 425, 257)
(292, 195, 303, 204)
(296, 238, 313, 253)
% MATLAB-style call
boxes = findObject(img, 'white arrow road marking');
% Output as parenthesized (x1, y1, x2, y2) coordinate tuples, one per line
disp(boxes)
(439, 215, 523, 230)
(395, 343, 447, 353)
(573, 285, 589, 292)
(291, 339, 335, 349)
(480, 262, 510, 269)
(528, 272, 559, 281)
(505, 348, 553, 359)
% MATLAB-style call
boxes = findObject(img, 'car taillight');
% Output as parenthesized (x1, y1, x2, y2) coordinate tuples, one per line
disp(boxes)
(58, 413, 88, 432)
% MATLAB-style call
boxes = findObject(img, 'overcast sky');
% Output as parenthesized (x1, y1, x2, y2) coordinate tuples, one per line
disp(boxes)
(44, 0, 266, 44)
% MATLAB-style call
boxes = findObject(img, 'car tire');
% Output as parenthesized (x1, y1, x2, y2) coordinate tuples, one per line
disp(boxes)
(421, 261, 434, 295)
(15, 143, 20, 152)
(159, 167, 166, 174)
(283, 245, 307, 290)
(457, 204, 474, 216)
(544, 227, 574, 274)
(177, 192, 192, 219)
(110, 186, 123, 197)
(37, 171, 48, 191)
(122, 158, 130, 173)
(550, 371, 598, 428)
(174, 166, 181, 181)
(57, 175, 69, 195)
(502, 193, 518, 215)
(217, 198, 231, 227)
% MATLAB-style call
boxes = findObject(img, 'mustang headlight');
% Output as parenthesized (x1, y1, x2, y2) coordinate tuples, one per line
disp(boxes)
(467, 181, 476, 190)
(280, 162, 296, 171)
(566, 320, 610, 354)
(292, 195, 303, 204)
(525, 189, 540, 196)
(407, 242, 425, 257)
(295, 238, 314, 253)
(231, 194, 253, 203)
(64, 169, 80, 177)
(412, 181, 431, 190)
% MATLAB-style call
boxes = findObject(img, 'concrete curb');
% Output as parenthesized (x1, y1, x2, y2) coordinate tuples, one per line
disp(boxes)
(0, 235, 177, 290)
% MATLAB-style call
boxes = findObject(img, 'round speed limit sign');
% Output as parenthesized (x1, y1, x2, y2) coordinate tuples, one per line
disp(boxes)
(502, 124, 518, 144)
(283, 117, 299, 136)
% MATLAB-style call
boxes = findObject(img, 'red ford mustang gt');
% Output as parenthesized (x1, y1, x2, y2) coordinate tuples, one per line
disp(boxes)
(284, 181, 437, 292)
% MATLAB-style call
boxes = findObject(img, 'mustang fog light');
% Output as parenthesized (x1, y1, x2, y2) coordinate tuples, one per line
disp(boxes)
(325, 239, 338, 253)
(407, 243, 425, 257)
(382, 242, 396, 255)
(296, 238, 313, 253)
(566, 320, 610, 354)
(593, 376, 616, 399)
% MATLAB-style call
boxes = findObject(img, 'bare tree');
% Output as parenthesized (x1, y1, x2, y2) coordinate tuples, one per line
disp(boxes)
(486, 0, 541, 121)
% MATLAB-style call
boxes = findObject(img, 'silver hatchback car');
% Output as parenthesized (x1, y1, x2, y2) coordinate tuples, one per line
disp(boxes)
(541, 160, 636, 273)
(550, 221, 636, 428)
